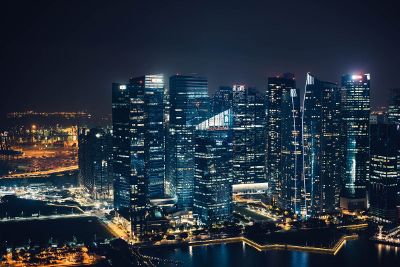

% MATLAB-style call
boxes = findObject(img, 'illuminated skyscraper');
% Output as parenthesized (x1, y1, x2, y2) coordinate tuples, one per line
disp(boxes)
(130, 75, 166, 198)
(166, 75, 210, 209)
(266, 73, 302, 213)
(78, 128, 113, 201)
(340, 74, 370, 210)
(369, 123, 400, 223)
(302, 73, 341, 215)
(212, 86, 233, 114)
(193, 110, 233, 224)
(112, 82, 132, 212)
(388, 88, 400, 125)
(112, 74, 165, 237)
(232, 85, 266, 185)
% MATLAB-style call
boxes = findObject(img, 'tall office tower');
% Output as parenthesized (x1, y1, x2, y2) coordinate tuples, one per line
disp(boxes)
(78, 128, 113, 200)
(212, 86, 233, 114)
(232, 85, 266, 185)
(112, 74, 165, 237)
(112, 82, 132, 212)
(130, 75, 165, 198)
(369, 123, 400, 223)
(388, 88, 400, 125)
(266, 73, 302, 213)
(193, 110, 233, 225)
(167, 75, 210, 209)
(340, 74, 370, 210)
(302, 73, 342, 215)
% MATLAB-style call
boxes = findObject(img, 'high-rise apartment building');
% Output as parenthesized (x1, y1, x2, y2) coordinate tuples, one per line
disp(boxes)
(78, 128, 113, 201)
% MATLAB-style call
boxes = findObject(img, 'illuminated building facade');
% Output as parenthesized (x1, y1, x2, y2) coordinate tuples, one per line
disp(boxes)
(193, 110, 233, 224)
(369, 123, 400, 223)
(232, 85, 266, 185)
(388, 88, 400, 125)
(266, 73, 302, 213)
(302, 73, 341, 215)
(212, 86, 233, 114)
(78, 128, 113, 200)
(130, 75, 166, 198)
(340, 74, 370, 210)
(112, 74, 165, 237)
(166, 75, 210, 209)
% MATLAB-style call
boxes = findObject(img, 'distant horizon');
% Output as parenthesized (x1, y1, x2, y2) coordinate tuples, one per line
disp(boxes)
(0, 70, 393, 118)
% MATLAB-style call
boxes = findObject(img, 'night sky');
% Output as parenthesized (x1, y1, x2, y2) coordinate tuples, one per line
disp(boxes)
(1, 0, 399, 118)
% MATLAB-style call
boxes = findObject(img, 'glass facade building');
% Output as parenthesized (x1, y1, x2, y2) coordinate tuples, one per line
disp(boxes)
(369, 123, 400, 223)
(266, 74, 302, 213)
(302, 73, 341, 215)
(212, 86, 233, 115)
(130, 75, 166, 198)
(388, 88, 400, 125)
(232, 85, 266, 185)
(166, 75, 210, 209)
(112, 74, 165, 237)
(193, 110, 233, 225)
(340, 74, 370, 210)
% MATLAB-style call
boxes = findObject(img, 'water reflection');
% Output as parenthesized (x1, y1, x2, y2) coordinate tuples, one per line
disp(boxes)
(291, 251, 309, 267)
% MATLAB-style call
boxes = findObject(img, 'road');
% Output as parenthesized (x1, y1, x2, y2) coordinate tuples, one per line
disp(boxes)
(1, 165, 78, 178)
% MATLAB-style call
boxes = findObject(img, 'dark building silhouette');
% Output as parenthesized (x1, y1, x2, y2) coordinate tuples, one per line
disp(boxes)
(78, 128, 113, 200)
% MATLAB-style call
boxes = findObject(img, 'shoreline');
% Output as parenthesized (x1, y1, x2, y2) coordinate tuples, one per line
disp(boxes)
(142, 234, 359, 255)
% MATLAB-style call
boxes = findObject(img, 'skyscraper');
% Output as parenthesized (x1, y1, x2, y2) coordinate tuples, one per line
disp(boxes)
(340, 74, 370, 210)
(167, 75, 210, 209)
(232, 85, 266, 185)
(193, 110, 233, 225)
(78, 128, 113, 201)
(302, 73, 342, 215)
(212, 86, 233, 114)
(266, 74, 302, 213)
(112, 74, 165, 237)
(130, 75, 165, 198)
(388, 88, 400, 125)
(112, 82, 132, 212)
(369, 123, 400, 223)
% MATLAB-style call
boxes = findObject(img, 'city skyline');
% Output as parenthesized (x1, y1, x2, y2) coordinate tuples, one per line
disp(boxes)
(1, 1, 400, 266)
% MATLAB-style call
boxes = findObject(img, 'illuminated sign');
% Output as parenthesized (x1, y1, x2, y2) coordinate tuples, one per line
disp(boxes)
(119, 85, 127, 90)
(351, 75, 362, 80)
(233, 85, 245, 92)
(290, 88, 297, 97)
(151, 78, 163, 83)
